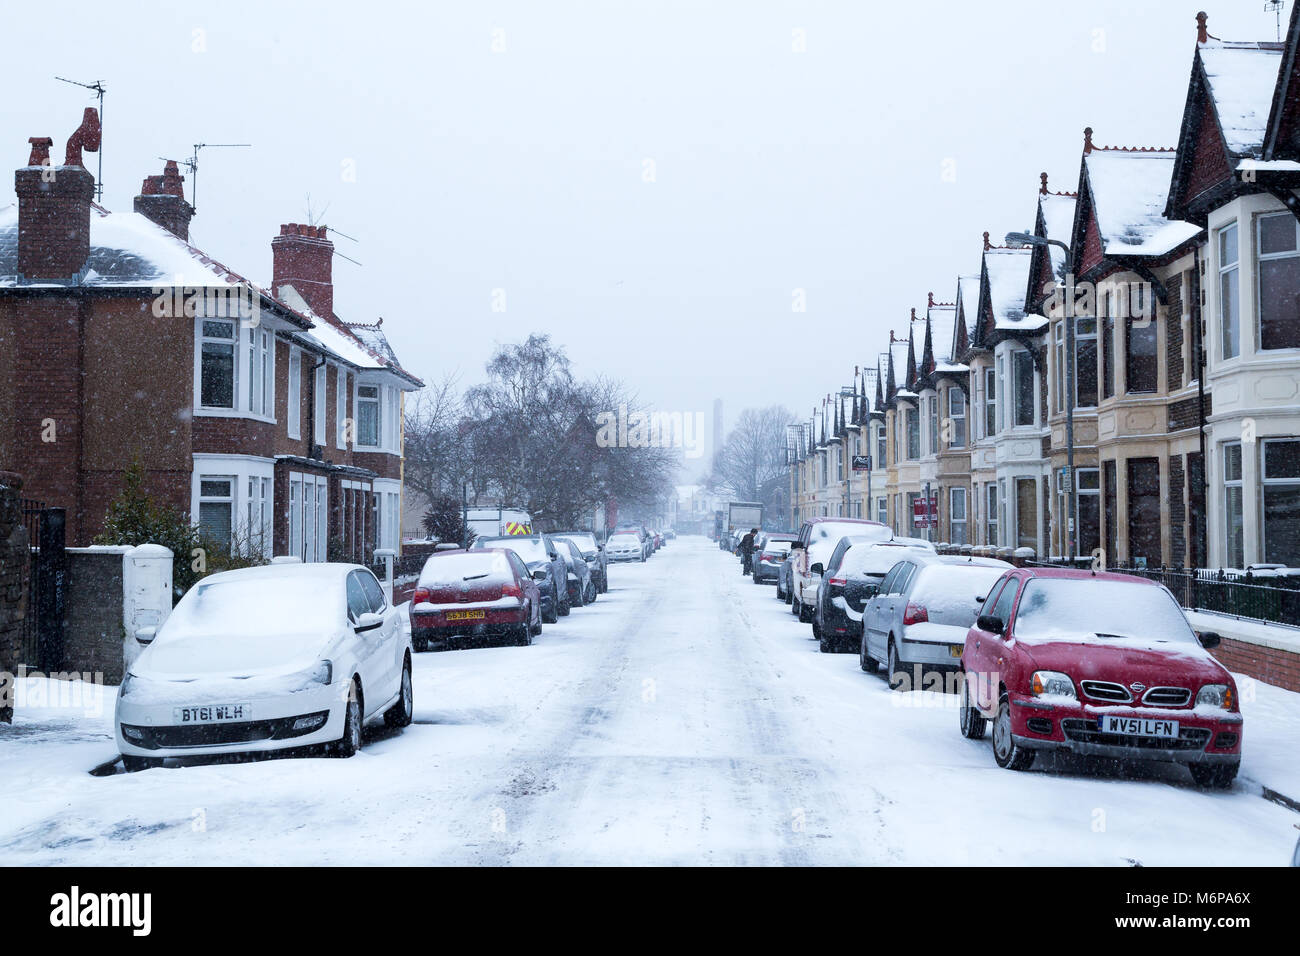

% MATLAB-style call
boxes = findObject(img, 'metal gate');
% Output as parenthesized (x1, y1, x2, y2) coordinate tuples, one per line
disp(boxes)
(19, 501, 66, 671)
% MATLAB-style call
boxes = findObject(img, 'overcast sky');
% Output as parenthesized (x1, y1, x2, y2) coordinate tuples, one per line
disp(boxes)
(1, 1, 1286, 471)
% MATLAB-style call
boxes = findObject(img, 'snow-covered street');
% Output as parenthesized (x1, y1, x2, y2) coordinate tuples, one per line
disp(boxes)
(1, 536, 1296, 866)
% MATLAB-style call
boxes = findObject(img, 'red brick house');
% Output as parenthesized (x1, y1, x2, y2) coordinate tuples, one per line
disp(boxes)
(0, 112, 423, 562)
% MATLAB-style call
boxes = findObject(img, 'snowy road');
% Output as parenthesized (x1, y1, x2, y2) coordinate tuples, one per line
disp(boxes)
(2, 536, 1297, 865)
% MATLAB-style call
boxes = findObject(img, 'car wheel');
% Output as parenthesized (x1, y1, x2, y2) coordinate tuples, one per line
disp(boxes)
(558, 593, 571, 616)
(992, 694, 1035, 770)
(332, 678, 363, 758)
(784, 583, 793, 604)
(776, 581, 785, 600)
(384, 657, 414, 728)
(797, 596, 813, 624)
(1189, 761, 1238, 789)
(859, 635, 878, 673)
(958, 672, 986, 740)
(585, 581, 597, 604)
(122, 755, 162, 772)
(530, 603, 543, 635)
(542, 594, 558, 625)
(887, 641, 907, 692)
(812, 616, 823, 641)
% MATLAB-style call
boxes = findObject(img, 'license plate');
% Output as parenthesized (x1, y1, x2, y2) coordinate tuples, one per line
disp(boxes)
(173, 703, 251, 724)
(1099, 715, 1178, 738)
(949, 644, 964, 658)
(445, 609, 487, 622)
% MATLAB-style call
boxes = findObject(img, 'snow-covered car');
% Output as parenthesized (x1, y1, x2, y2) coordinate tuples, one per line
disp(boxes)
(957, 568, 1243, 787)
(813, 538, 943, 652)
(115, 563, 412, 770)
(753, 534, 796, 584)
(607, 532, 645, 562)
(410, 548, 543, 650)
(861, 554, 1012, 680)
(552, 530, 608, 593)
(557, 537, 596, 606)
(790, 518, 891, 622)
(473, 534, 570, 622)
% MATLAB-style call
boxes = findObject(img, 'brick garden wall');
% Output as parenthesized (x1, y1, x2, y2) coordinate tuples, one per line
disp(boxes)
(1212, 637, 1300, 694)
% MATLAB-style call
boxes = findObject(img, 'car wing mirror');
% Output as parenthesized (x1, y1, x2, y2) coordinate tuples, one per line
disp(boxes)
(810, 562, 825, 576)
(532, 570, 548, 580)
(134, 625, 157, 645)
(1196, 631, 1222, 650)
(354, 611, 384, 633)
(976, 594, 987, 605)
(976, 614, 1004, 635)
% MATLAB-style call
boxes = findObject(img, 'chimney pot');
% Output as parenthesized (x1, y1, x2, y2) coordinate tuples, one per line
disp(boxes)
(1040, 171, 1049, 194)
(983, 231, 991, 251)
(135, 160, 194, 240)
(27, 137, 53, 166)
(1197, 11, 1208, 44)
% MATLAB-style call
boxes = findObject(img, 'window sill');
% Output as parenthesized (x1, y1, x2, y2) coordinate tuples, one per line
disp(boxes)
(194, 408, 278, 426)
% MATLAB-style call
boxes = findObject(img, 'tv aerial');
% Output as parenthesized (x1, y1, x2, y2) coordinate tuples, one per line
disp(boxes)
(54, 76, 106, 200)
(166, 143, 252, 211)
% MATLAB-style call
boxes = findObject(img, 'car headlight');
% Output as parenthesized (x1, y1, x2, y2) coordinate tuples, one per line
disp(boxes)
(1196, 683, 1234, 710)
(1031, 670, 1076, 698)
(291, 660, 332, 689)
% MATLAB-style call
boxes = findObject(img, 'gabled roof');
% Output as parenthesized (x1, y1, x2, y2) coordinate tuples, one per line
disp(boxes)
(924, 296, 962, 376)
(1265, 1, 1300, 160)
(975, 245, 1039, 348)
(1077, 146, 1201, 262)
(953, 273, 980, 359)
(1026, 179, 1077, 314)
(1167, 21, 1287, 221)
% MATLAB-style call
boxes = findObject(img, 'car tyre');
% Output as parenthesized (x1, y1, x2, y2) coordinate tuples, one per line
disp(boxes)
(384, 657, 414, 728)
(331, 678, 363, 758)
(992, 694, 1035, 771)
(958, 672, 986, 740)
(886, 641, 907, 692)
(122, 755, 162, 772)
(530, 603, 543, 635)
(584, 581, 597, 604)
(1188, 761, 1238, 789)
(859, 636, 878, 673)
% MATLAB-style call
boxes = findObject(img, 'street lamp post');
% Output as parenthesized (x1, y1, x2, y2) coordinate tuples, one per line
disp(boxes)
(1006, 232, 1076, 564)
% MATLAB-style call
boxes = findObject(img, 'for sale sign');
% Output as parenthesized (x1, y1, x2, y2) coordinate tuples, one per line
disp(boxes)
(851, 455, 871, 472)
(912, 496, 937, 528)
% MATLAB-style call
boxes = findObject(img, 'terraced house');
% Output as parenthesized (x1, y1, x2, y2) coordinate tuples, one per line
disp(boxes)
(785, 10, 1300, 575)
(0, 114, 422, 560)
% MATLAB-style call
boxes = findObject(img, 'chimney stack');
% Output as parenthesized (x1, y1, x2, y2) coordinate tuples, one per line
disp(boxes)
(1197, 12, 1208, 45)
(14, 112, 100, 282)
(272, 223, 334, 318)
(134, 161, 194, 240)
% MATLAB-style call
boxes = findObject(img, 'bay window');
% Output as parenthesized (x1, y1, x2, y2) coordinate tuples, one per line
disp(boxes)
(1125, 315, 1158, 394)
(1075, 317, 1098, 408)
(984, 367, 996, 437)
(197, 476, 234, 546)
(1013, 350, 1035, 426)
(357, 384, 381, 448)
(199, 320, 237, 409)
(948, 388, 966, 448)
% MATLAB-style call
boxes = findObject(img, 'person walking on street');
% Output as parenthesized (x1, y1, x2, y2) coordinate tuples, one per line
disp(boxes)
(740, 528, 758, 576)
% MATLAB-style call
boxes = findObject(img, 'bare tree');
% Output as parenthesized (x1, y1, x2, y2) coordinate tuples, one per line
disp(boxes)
(712, 405, 796, 516)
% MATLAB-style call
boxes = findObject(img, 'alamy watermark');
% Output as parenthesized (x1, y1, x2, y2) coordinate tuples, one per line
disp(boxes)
(595, 403, 706, 459)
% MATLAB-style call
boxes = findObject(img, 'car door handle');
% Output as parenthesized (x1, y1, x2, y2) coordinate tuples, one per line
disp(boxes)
(976, 639, 981, 650)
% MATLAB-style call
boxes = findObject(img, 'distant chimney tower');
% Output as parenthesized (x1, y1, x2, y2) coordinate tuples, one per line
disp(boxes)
(134, 161, 194, 240)
(272, 223, 334, 317)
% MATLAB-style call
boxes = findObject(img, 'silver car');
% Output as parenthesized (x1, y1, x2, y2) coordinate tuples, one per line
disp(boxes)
(861, 554, 1011, 691)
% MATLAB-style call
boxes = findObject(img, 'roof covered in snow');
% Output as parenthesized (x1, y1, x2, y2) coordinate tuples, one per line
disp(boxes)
(982, 247, 1041, 331)
(1199, 40, 1285, 157)
(1084, 150, 1202, 258)
(1039, 192, 1077, 279)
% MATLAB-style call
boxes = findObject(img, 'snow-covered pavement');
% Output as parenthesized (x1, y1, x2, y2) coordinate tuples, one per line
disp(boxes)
(1, 535, 1297, 865)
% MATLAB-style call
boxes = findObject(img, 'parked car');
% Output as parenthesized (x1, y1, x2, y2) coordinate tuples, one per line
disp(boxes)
(861, 554, 1012, 678)
(115, 563, 412, 769)
(813, 538, 937, 652)
(956, 568, 1243, 787)
(790, 518, 891, 622)
(754, 534, 797, 585)
(776, 550, 796, 602)
(473, 534, 570, 622)
(410, 548, 543, 651)
(557, 537, 596, 606)
(614, 526, 652, 559)
(607, 531, 646, 562)
(552, 530, 608, 593)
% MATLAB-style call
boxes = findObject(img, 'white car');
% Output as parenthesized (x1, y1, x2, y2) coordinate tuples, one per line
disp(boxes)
(115, 563, 412, 770)
(790, 518, 892, 622)
(606, 532, 645, 562)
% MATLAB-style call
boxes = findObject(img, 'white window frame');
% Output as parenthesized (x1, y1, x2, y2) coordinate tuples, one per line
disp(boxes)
(1223, 441, 1244, 569)
(950, 486, 968, 545)
(336, 368, 350, 449)
(948, 387, 966, 449)
(197, 317, 238, 411)
(314, 363, 329, 448)
(356, 382, 382, 450)
(1219, 221, 1240, 360)
(1261, 437, 1300, 565)
(288, 470, 330, 563)
(1256, 212, 1300, 353)
(191, 455, 276, 556)
(287, 347, 302, 440)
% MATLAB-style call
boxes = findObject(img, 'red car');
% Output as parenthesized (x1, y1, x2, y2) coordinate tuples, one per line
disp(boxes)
(957, 567, 1242, 788)
(410, 548, 543, 651)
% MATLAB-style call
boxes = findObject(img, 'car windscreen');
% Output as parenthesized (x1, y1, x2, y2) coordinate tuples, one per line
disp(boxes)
(609, 534, 639, 545)
(810, 522, 889, 545)
(763, 541, 792, 554)
(420, 552, 510, 585)
(555, 533, 598, 552)
(1011, 578, 1199, 647)
(478, 537, 548, 564)
(164, 575, 341, 638)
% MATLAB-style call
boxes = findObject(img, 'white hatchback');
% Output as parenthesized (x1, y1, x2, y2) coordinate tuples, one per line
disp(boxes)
(115, 563, 412, 770)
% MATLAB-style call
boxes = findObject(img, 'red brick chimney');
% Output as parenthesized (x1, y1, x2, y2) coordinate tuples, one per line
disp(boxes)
(134, 161, 194, 240)
(14, 110, 100, 282)
(272, 223, 333, 318)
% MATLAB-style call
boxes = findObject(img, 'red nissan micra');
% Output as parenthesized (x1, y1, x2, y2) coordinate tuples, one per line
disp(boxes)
(956, 568, 1242, 788)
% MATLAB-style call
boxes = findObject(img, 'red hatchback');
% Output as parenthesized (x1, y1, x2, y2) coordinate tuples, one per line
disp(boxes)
(957, 568, 1242, 788)
(410, 548, 543, 651)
